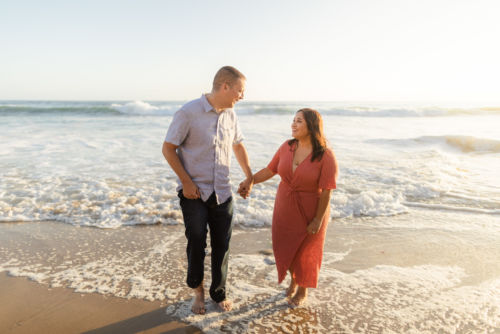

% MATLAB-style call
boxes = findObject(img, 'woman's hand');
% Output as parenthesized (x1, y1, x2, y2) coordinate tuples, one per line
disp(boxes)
(306, 217, 322, 234)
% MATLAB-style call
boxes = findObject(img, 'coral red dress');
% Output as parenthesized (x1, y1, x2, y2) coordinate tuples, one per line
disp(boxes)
(267, 141, 338, 288)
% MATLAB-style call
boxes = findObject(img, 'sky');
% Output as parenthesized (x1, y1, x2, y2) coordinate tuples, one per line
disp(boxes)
(1, 0, 499, 102)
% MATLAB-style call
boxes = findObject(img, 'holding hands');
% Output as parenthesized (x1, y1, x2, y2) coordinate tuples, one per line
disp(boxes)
(237, 167, 275, 199)
(237, 176, 254, 199)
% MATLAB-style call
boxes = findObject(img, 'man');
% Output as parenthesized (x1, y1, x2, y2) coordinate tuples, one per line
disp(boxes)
(162, 66, 253, 314)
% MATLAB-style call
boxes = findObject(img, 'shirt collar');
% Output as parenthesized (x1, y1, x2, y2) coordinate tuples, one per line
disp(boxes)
(201, 94, 215, 113)
(201, 94, 233, 114)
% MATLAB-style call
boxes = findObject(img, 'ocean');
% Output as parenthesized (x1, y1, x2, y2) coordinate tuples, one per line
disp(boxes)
(1, 100, 499, 332)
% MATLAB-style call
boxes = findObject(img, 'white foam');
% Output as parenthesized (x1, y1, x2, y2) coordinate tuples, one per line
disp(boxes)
(110, 100, 180, 115)
(404, 201, 500, 215)
(111, 100, 159, 114)
(322, 250, 350, 265)
(2, 174, 498, 228)
(1, 105, 499, 230)
(372, 135, 500, 154)
(1, 238, 499, 332)
(165, 253, 500, 333)
(0, 231, 186, 301)
(331, 191, 408, 218)
(413, 135, 500, 154)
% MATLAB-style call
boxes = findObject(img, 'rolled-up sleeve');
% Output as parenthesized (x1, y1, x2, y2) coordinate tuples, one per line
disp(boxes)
(165, 109, 190, 146)
(233, 116, 244, 145)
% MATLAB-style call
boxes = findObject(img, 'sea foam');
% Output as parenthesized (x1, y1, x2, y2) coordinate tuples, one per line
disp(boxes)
(2, 100, 500, 117)
(110, 100, 182, 115)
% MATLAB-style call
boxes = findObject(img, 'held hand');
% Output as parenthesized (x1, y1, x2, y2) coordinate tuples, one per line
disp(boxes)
(237, 181, 249, 199)
(306, 218, 322, 234)
(237, 176, 254, 199)
(237, 183, 246, 198)
(182, 180, 200, 199)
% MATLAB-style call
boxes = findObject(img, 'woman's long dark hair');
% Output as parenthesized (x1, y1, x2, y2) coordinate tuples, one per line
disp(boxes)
(288, 108, 327, 162)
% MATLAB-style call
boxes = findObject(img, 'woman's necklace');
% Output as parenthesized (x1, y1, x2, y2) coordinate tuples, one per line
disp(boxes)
(294, 141, 311, 167)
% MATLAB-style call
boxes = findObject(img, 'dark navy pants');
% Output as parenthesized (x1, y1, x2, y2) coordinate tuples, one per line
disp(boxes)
(178, 190, 233, 303)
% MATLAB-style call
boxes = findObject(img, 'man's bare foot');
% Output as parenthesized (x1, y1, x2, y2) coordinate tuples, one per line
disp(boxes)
(286, 277, 298, 299)
(289, 286, 307, 307)
(218, 299, 233, 312)
(191, 285, 205, 314)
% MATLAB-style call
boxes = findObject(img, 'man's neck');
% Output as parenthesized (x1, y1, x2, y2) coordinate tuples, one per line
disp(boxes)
(205, 93, 225, 113)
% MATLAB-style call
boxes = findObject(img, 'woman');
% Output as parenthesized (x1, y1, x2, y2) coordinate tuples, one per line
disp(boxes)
(248, 108, 338, 306)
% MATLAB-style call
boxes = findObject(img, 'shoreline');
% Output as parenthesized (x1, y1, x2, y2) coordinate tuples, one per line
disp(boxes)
(0, 272, 201, 334)
(1, 215, 499, 333)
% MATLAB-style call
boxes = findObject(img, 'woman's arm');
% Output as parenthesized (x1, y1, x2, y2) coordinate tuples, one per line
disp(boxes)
(306, 189, 332, 234)
(238, 167, 275, 198)
(253, 167, 275, 185)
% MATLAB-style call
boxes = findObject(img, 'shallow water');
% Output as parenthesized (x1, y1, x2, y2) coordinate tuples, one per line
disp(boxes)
(1, 100, 499, 229)
(0, 215, 498, 333)
(1, 100, 499, 332)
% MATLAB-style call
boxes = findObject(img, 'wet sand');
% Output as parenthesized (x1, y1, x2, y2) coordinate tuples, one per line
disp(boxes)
(0, 221, 272, 334)
(0, 272, 200, 334)
(0, 212, 499, 333)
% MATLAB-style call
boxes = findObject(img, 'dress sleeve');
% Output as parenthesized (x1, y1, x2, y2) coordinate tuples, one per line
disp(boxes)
(267, 145, 281, 174)
(319, 149, 338, 190)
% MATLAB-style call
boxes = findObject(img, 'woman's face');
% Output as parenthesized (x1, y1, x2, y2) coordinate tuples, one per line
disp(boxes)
(291, 111, 309, 139)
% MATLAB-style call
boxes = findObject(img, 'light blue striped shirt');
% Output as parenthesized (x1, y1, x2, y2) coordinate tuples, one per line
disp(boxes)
(164, 94, 244, 204)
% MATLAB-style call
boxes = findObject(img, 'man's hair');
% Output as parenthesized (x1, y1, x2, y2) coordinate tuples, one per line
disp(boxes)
(212, 66, 246, 91)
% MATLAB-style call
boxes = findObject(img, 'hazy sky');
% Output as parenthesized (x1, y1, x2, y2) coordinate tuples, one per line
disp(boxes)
(1, 0, 499, 102)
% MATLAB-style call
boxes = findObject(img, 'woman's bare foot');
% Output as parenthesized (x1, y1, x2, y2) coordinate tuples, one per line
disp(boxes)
(218, 299, 233, 312)
(191, 285, 205, 314)
(289, 286, 307, 307)
(286, 277, 298, 299)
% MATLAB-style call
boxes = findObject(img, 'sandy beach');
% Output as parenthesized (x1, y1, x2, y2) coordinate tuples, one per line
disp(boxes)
(2, 0, 500, 331)
(0, 222, 203, 334)
(1, 212, 499, 333)
(0, 272, 200, 333)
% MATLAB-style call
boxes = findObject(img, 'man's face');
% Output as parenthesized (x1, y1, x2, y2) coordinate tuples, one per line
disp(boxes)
(224, 78, 245, 108)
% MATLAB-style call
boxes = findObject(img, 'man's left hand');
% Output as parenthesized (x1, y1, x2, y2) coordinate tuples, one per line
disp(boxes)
(237, 176, 254, 199)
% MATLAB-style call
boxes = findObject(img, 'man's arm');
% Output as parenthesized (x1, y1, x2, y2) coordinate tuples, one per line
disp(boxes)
(162, 141, 200, 199)
(232, 142, 253, 199)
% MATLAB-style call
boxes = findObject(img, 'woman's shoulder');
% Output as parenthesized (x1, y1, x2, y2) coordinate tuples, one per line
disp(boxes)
(318, 146, 333, 161)
(278, 139, 294, 151)
(324, 147, 335, 157)
(321, 147, 338, 166)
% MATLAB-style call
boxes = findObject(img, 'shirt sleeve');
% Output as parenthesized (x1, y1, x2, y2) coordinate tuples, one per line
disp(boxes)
(267, 145, 282, 174)
(233, 116, 244, 145)
(164, 109, 190, 146)
(319, 149, 338, 190)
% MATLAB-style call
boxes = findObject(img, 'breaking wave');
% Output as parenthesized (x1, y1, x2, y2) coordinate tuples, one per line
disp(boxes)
(2, 101, 500, 117)
(372, 135, 500, 153)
